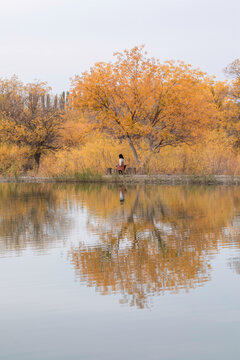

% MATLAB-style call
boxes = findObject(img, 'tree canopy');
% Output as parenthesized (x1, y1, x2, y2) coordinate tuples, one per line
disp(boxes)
(71, 46, 219, 167)
(0, 77, 64, 167)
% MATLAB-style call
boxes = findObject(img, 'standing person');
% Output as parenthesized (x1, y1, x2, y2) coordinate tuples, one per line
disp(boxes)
(117, 154, 126, 174)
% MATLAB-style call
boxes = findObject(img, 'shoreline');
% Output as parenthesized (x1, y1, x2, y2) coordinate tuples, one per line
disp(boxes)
(1, 174, 240, 185)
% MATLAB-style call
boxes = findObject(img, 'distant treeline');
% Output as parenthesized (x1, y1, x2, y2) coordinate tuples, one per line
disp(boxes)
(41, 91, 70, 110)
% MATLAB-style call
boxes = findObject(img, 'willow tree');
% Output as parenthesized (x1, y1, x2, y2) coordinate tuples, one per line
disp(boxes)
(71, 46, 217, 167)
(0, 77, 63, 168)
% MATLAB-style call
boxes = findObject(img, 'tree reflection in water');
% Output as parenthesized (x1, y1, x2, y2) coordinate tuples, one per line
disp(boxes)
(1, 183, 240, 308)
(70, 185, 240, 308)
(0, 183, 71, 255)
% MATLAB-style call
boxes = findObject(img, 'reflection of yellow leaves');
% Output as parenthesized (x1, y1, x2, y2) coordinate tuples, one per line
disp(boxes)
(0, 184, 71, 254)
(1, 183, 240, 308)
(70, 185, 240, 308)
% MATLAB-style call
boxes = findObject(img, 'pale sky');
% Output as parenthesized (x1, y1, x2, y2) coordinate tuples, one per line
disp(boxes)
(0, 0, 239, 93)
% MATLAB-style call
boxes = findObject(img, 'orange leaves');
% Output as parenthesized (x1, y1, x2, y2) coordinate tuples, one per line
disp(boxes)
(60, 113, 90, 148)
(0, 77, 64, 168)
(70, 46, 221, 166)
(0, 51, 239, 175)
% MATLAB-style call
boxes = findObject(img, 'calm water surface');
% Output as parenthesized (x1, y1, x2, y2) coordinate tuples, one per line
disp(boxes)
(0, 183, 240, 359)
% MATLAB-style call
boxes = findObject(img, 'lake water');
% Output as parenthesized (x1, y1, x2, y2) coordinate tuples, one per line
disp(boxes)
(0, 183, 240, 360)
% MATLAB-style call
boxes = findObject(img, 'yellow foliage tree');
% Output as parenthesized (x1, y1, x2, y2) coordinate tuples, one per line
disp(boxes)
(71, 46, 218, 168)
(0, 76, 64, 168)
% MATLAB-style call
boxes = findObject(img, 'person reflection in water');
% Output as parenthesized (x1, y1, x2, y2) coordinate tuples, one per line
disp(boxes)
(117, 154, 126, 174)
(119, 186, 125, 203)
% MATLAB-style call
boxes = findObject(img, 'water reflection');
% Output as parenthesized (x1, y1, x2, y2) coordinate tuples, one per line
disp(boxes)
(0, 184, 71, 255)
(70, 185, 240, 308)
(1, 183, 240, 308)
(228, 256, 240, 274)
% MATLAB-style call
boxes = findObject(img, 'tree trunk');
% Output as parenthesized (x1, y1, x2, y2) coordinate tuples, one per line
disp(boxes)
(34, 152, 41, 169)
(127, 136, 139, 165)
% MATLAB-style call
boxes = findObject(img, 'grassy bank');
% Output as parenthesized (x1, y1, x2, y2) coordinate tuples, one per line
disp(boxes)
(1, 174, 240, 185)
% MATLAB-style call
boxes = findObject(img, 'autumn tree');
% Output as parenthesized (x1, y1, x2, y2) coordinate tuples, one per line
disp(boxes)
(0, 76, 64, 168)
(71, 46, 217, 168)
(223, 60, 240, 148)
(60, 109, 89, 148)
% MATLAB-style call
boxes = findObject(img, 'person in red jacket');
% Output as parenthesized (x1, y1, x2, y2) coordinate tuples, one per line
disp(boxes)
(117, 154, 126, 174)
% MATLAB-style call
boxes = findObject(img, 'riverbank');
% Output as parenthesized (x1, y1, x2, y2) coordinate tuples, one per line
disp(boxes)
(1, 174, 240, 185)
